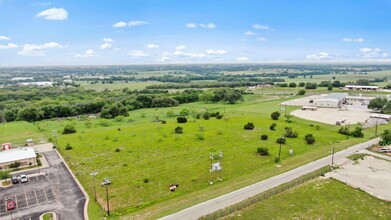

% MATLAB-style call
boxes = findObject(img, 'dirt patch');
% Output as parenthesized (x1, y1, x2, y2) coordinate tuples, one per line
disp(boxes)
(326, 156, 391, 201)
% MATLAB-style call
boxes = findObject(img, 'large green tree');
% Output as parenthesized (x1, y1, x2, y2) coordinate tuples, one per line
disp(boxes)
(368, 97, 389, 113)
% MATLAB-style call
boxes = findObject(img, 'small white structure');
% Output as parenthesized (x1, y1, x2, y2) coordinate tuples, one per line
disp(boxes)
(18, 81, 53, 87)
(0, 147, 37, 169)
(313, 93, 348, 108)
(370, 113, 391, 121)
(344, 85, 379, 91)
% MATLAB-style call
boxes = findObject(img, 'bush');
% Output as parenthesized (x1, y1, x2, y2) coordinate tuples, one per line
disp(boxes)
(288, 82, 297, 88)
(305, 82, 317, 89)
(115, 148, 121, 152)
(271, 111, 281, 120)
(297, 89, 306, 95)
(298, 82, 305, 87)
(270, 123, 276, 131)
(161, 120, 166, 124)
(216, 115, 223, 119)
(305, 134, 315, 144)
(274, 156, 281, 163)
(195, 133, 204, 140)
(65, 143, 73, 150)
(284, 127, 298, 138)
(276, 136, 286, 144)
(351, 127, 364, 138)
(338, 126, 349, 135)
(203, 112, 210, 120)
(175, 126, 183, 134)
(62, 124, 76, 134)
(177, 117, 187, 123)
(179, 108, 190, 116)
(261, 134, 268, 140)
(9, 162, 21, 169)
(244, 122, 255, 130)
(379, 129, 391, 146)
(257, 147, 269, 156)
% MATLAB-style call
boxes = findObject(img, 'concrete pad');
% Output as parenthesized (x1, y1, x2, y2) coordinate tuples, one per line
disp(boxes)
(326, 156, 391, 201)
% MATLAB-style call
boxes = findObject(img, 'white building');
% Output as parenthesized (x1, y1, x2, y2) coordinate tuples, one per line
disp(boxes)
(0, 147, 37, 170)
(344, 85, 379, 91)
(313, 93, 348, 108)
(18, 81, 53, 87)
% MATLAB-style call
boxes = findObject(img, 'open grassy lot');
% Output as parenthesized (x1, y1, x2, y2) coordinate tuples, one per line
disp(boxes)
(77, 81, 163, 91)
(224, 178, 391, 220)
(0, 121, 43, 145)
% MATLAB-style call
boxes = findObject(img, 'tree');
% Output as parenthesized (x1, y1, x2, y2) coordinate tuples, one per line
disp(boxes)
(270, 123, 277, 130)
(257, 147, 269, 156)
(305, 134, 315, 144)
(244, 122, 255, 130)
(179, 108, 190, 116)
(62, 124, 76, 134)
(271, 111, 281, 120)
(17, 107, 42, 122)
(223, 89, 244, 104)
(368, 97, 388, 113)
(305, 82, 317, 89)
(338, 126, 349, 135)
(284, 127, 298, 138)
(327, 85, 333, 91)
(276, 136, 286, 144)
(297, 89, 306, 95)
(0, 170, 11, 182)
(260, 134, 268, 140)
(288, 82, 297, 88)
(65, 143, 73, 150)
(298, 82, 305, 87)
(379, 129, 391, 146)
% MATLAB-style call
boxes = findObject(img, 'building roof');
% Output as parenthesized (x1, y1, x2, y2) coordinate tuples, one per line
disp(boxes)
(314, 98, 339, 103)
(317, 93, 348, 102)
(345, 85, 379, 89)
(0, 147, 36, 164)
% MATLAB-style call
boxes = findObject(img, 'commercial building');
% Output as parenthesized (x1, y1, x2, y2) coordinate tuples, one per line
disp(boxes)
(344, 85, 379, 91)
(313, 93, 348, 108)
(0, 147, 37, 170)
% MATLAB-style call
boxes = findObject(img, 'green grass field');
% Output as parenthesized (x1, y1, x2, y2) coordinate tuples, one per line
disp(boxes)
(1, 93, 390, 219)
(77, 81, 163, 91)
(0, 121, 43, 145)
(224, 178, 391, 220)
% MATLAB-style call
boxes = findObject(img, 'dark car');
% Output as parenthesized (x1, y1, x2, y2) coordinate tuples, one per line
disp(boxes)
(11, 176, 19, 184)
(7, 199, 16, 210)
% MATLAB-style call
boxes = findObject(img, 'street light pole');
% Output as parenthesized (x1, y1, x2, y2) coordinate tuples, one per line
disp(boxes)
(105, 184, 110, 216)
(331, 147, 335, 169)
(278, 136, 283, 159)
(90, 172, 98, 202)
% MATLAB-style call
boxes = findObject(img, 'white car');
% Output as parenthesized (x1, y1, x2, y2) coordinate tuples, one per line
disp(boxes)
(19, 174, 28, 183)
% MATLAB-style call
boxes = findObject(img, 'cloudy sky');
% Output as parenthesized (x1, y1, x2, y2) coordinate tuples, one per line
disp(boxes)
(0, 0, 391, 66)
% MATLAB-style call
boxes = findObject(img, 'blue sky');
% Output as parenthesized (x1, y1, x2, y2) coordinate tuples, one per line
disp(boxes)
(0, 0, 391, 66)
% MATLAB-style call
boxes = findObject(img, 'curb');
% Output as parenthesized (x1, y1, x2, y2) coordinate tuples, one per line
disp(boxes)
(55, 149, 90, 220)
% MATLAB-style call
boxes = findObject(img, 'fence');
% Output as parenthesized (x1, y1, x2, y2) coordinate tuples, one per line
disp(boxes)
(199, 166, 331, 220)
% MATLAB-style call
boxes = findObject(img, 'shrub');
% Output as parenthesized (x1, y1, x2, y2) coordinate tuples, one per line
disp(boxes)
(270, 123, 277, 131)
(161, 120, 167, 124)
(175, 126, 183, 134)
(276, 136, 286, 144)
(62, 124, 76, 134)
(216, 115, 223, 119)
(195, 133, 205, 140)
(244, 122, 255, 130)
(65, 143, 73, 150)
(166, 111, 175, 117)
(203, 112, 210, 120)
(177, 117, 187, 123)
(271, 111, 281, 120)
(261, 134, 268, 140)
(274, 156, 281, 163)
(379, 129, 391, 146)
(288, 82, 297, 88)
(351, 127, 364, 137)
(338, 126, 349, 135)
(179, 108, 190, 116)
(9, 162, 21, 169)
(305, 82, 317, 89)
(284, 127, 298, 138)
(115, 148, 121, 152)
(257, 147, 269, 156)
(305, 134, 315, 144)
(297, 89, 306, 95)
(143, 178, 149, 183)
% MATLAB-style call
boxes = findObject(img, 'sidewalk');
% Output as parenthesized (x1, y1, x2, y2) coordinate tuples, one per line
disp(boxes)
(359, 149, 391, 161)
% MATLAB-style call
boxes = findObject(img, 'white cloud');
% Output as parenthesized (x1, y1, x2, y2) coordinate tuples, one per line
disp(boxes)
(206, 49, 227, 55)
(36, 8, 68, 20)
(0, 36, 11, 40)
(0, 43, 17, 49)
(175, 45, 186, 50)
(186, 22, 216, 29)
(173, 50, 206, 58)
(18, 42, 62, 56)
(252, 24, 274, 31)
(244, 31, 257, 36)
(113, 21, 127, 28)
(74, 49, 96, 58)
(100, 43, 112, 50)
(156, 56, 172, 62)
(103, 38, 114, 43)
(186, 23, 197, 28)
(236, 56, 249, 62)
(127, 50, 149, 57)
(305, 52, 332, 60)
(342, 37, 364, 43)
(256, 37, 267, 42)
(146, 44, 159, 49)
(358, 47, 388, 59)
(128, 20, 149, 27)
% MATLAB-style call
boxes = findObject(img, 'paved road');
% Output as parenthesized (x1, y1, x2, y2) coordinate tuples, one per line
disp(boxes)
(160, 138, 380, 220)
(0, 151, 86, 220)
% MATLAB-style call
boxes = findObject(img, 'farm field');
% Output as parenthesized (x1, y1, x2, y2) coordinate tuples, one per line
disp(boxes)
(21, 94, 388, 218)
(77, 81, 163, 91)
(223, 178, 391, 220)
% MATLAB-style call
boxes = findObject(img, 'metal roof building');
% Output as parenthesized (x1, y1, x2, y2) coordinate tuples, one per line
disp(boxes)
(0, 147, 37, 169)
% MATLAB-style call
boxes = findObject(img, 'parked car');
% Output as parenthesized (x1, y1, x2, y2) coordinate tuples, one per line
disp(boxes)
(19, 174, 28, 183)
(11, 176, 19, 184)
(101, 178, 111, 186)
(7, 199, 16, 210)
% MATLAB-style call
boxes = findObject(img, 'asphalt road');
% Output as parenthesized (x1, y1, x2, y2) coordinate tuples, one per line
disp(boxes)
(0, 151, 86, 220)
(160, 138, 380, 220)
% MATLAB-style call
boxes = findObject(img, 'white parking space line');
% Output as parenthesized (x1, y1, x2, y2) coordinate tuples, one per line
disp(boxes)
(33, 190, 39, 204)
(15, 194, 18, 210)
(25, 191, 29, 207)
(43, 188, 49, 202)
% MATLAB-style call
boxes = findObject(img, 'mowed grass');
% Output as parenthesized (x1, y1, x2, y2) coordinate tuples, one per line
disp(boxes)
(0, 121, 43, 145)
(31, 95, 390, 218)
(224, 178, 391, 220)
(77, 81, 163, 91)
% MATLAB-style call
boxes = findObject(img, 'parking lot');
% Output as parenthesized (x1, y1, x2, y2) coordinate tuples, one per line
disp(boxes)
(0, 150, 86, 220)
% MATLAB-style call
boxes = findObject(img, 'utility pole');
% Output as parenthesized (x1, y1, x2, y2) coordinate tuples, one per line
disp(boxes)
(105, 183, 110, 216)
(90, 172, 98, 202)
(346, 123, 350, 139)
(278, 136, 283, 159)
(331, 147, 335, 169)
(52, 130, 58, 149)
(375, 119, 378, 136)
